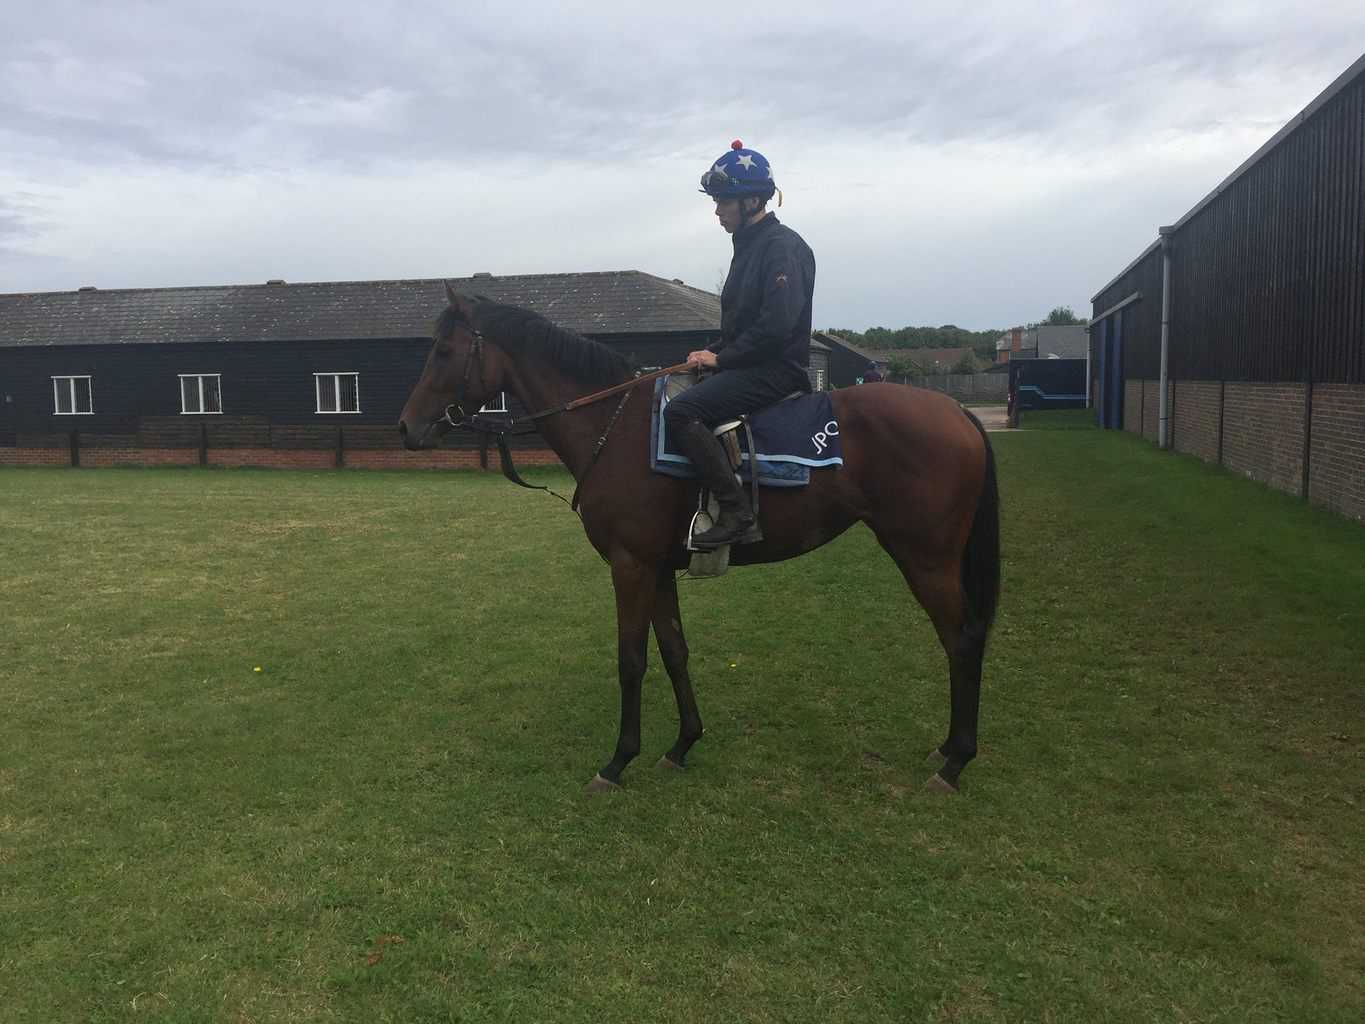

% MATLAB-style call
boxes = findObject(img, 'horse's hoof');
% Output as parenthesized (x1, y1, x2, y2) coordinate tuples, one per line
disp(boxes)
(585, 773, 621, 795)
(924, 748, 948, 770)
(656, 755, 685, 771)
(922, 772, 958, 795)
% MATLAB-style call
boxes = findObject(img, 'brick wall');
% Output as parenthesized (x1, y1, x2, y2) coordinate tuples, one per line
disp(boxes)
(1124, 381, 1143, 434)
(0, 438, 561, 472)
(1307, 384, 1365, 522)
(1171, 381, 1222, 463)
(83, 448, 198, 468)
(1221, 383, 1306, 496)
(0, 446, 70, 466)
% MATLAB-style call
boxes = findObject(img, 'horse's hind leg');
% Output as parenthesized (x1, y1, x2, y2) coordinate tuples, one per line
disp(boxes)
(873, 537, 983, 793)
(651, 568, 703, 769)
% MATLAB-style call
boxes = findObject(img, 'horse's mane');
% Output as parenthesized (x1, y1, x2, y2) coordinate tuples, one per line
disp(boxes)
(437, 298, 632, 389)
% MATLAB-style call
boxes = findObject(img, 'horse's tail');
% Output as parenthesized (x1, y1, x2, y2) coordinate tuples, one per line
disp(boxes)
(960, 410, 1000, 634)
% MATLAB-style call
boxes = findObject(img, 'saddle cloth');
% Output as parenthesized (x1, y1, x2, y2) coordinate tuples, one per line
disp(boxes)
(650, 375, 843, 488)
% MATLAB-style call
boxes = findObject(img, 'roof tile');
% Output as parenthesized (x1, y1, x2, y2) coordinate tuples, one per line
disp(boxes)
(0, 271, 721, 348)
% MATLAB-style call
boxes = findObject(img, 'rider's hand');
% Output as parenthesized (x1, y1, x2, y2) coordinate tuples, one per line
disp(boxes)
(687, 349, 719, 370)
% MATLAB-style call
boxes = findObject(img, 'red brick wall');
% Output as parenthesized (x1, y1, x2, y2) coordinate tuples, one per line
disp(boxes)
(1308, 384, 1365, 522)
(1221, 383, 1306, 496)
(1171, 381, 1221, 464)
(0, 447, 70, 466)
(83, 448, 198, 468)
(0, 443, 562, 472)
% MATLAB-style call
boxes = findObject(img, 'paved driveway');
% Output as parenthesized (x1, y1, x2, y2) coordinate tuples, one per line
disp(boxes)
(968, 405, 1009, 431)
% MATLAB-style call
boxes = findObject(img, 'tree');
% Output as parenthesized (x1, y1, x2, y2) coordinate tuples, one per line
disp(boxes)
(1043, 306, 1085, 325)
(885, 353, 925, 381)
(951, 351, 978, 375)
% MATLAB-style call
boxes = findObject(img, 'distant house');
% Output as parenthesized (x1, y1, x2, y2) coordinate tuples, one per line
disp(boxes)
(995, 327, 1025, 362)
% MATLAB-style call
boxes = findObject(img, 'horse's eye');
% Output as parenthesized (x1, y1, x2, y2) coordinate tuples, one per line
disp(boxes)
(435, 346, 452, 361)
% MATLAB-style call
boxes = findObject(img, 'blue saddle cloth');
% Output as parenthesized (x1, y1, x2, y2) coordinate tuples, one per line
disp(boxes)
(650, 376, 843, 488)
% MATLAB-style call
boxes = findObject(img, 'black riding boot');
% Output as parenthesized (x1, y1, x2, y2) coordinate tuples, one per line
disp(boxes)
(673, 419, 755, 549)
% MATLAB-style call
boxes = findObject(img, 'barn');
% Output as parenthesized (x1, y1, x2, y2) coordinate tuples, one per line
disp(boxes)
(1090, 52, 1365, 522)
(0, 271, 727, 470)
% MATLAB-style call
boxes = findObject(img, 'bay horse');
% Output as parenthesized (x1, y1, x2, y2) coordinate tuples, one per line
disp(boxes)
(399, 287, 999, 794)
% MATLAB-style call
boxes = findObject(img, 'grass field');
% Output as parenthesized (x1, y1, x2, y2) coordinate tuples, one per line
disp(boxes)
(2, 424, 1363, 1023)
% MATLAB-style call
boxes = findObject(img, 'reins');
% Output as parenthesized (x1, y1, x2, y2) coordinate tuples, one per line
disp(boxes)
(436, 329, 691, 511)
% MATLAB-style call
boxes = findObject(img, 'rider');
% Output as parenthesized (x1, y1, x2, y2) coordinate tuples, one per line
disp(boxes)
(664, 140, 817, 549)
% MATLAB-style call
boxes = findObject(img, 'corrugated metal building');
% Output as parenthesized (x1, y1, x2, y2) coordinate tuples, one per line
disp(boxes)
(1090, 52, 1365, 521)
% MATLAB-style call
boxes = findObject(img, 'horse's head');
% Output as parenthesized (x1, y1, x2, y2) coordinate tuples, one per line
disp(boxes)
(399, 283, 508, 450)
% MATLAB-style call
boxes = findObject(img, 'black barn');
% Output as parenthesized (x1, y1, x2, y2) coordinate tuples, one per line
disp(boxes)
(0, 272, 724, 468)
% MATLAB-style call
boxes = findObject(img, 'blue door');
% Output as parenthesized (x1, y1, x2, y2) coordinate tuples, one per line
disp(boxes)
(1098, 310, 1125, 429)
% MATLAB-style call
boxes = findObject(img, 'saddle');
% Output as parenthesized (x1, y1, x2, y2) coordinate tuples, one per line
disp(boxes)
(662, 372, 808, 578)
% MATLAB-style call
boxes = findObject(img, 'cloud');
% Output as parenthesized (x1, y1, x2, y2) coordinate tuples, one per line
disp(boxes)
(2, 1, 1363, 327)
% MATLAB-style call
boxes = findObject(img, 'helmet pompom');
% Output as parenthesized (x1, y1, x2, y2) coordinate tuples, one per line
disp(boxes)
(731, 139, 744, 150)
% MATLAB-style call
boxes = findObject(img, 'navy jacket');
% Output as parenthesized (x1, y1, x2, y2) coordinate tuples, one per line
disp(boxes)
(710, 214, 816, 382)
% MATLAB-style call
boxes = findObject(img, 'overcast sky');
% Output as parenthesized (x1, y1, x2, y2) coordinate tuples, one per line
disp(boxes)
(2, 2, 1362, 330)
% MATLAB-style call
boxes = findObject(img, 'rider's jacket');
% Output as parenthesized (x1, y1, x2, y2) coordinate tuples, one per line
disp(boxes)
(710, 214, 816, 383)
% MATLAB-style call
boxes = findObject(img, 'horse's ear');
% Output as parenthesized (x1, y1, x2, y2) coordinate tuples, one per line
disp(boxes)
(444, 280, 459, 305)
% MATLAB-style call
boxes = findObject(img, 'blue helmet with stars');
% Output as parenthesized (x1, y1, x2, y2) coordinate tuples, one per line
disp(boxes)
(699, 140, 776, 200)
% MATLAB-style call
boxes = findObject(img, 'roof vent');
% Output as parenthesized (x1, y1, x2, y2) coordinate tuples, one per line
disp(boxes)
(671, 278, 684, 284)
(265, 279, 286, 285)
(78, 286, 97, 292)
(472, 272, 493, 278)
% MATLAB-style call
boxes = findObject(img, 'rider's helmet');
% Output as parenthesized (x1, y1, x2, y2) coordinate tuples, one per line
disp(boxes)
(699, 140, 776, 202)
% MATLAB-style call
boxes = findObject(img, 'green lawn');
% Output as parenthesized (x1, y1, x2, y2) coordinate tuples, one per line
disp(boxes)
(1017, 407, 1097, 429)
(2, 430, 1362, 1023)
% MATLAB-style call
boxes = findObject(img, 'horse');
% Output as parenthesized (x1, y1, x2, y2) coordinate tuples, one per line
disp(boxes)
(399, 286, 1000, 795)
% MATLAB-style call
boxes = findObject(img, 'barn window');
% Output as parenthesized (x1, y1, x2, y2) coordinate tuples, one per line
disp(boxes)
(314, 372, 361, 414)
(52, 376, 93, 415)
(179, 374, 223, 414)
(479, 392, 508, 413)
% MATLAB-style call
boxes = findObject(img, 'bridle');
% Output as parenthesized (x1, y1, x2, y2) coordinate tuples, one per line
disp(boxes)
(435, 328, 488, 432)
(428, 323, 688, 511)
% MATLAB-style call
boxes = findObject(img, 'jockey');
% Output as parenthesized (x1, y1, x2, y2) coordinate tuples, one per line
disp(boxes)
(664, 140, 817, 549)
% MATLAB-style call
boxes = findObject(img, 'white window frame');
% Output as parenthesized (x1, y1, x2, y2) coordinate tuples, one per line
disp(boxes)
(52, 375, 94, 415)
(178, 373, 223, 415)
(314, 372, 361, 414)
(478, 391, 509, 413)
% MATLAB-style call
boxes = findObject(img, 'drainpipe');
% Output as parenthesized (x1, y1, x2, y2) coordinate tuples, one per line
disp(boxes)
(1158, 225, 1175, 449)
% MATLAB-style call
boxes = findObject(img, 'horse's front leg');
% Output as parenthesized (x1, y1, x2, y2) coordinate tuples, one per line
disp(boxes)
(587, 555, 657, 792)
(651, 567, 703, 770)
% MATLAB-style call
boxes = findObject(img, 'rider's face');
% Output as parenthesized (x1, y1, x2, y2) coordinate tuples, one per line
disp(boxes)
(713, 197, 743, 234)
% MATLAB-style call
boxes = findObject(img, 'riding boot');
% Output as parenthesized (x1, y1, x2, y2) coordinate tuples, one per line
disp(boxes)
(673, 419, 756, 549)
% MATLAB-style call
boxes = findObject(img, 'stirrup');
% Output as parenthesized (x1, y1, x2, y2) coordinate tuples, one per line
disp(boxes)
(690, 517, 757, 551)
(687, 493, 762, 552)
